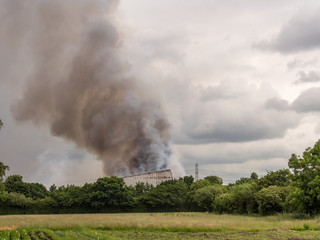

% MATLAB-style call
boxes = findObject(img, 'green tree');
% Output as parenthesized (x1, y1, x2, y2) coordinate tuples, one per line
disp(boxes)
(194, 185, 224, 211)
(0, 162, 9, 182)
(89, 176, 134, 209)
(204, 175, 223, 185)
(232, 172, 259, 187)
(258, 169, 291, 188)
(49, 184, 57, 193)
(250, 172, 259, 181)
(255, 186, 291, 215)
(214, 192, 235, 214)
(230, 183, 258, 214)
(7, 192, 33, 209)
(181, 175, 194, 189)
(140, 180, 188, 211)
(288, 140, 320, 215)
(50, 185, 85, 208)
(0, 191, 8, 206)
(4, 175, 30, 196)
(215, 182, 258, 214)
(0, 120, 9, 183)
(133, 182, 153, 197)
(27, 183, 48, 200)
(190, 179, 211, 191)
(233, 177, 255, 186)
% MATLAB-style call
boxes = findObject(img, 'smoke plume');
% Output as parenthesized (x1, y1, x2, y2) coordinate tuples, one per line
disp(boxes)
(0, 0, 172, 176)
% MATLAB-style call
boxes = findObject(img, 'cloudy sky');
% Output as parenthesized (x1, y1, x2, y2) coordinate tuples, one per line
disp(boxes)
(1, 0, 320, 186)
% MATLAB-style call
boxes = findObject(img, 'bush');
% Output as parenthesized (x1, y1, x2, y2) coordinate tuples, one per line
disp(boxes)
(140, 180, 188, 211)
(213, 183, 258, 214)
(214, 193, 235, 213)
(0, 191, 8, 205)
(190, 180, 211, 191)
(204, 176, 223, 185)
(255, 186, 290, 215)
(89, 176, 134, 209)
(258, 169, 291, 188)
(231, 183, 258, 214)
(7, 192, 33, 208)
(194, 185, 225, 212)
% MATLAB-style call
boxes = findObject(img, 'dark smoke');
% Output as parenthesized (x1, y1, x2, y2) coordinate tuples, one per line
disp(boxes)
(1, 0, 172, 176)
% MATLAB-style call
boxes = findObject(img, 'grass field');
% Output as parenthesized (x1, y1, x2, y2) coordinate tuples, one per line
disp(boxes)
(0, 213, 320, 239)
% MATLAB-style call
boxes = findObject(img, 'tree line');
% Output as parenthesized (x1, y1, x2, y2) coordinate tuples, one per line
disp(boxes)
(1, 119, 320, 216)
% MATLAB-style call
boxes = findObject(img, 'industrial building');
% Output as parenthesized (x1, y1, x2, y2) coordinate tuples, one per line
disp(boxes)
(122, 169, 173, 186)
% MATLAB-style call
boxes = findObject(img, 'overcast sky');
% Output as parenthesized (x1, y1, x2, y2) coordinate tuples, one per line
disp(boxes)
(1, 0, 320, 186)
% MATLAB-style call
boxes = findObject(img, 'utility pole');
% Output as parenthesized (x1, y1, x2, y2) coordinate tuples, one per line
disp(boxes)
(195, 163, 199, 181)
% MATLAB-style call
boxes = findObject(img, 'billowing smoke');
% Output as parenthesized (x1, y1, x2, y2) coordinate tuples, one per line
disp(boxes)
(0, 0, 173, 176)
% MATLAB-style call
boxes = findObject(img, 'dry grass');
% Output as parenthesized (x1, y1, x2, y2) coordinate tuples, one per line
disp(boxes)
(0, 226, 16, 231)
(0, 213, 319, 231)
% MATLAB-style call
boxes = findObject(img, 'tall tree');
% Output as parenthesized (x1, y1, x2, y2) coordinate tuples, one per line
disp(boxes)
(27, 182, 48, 200)
(250, 172, 259, 181)
(194, 185, 224, 211)
(181, 175, 194, 189)
(258, 169, 291, 188)
(0, 119, 9, 182)
(4, 175, 30, 196)
(204, 175, 223, 185)
(140, 179, 188, 211)
(288, 139, 320, 215)
(255, 186, 290, 215)
(0, 162, 9, 182)
(89, 176, 134, 209)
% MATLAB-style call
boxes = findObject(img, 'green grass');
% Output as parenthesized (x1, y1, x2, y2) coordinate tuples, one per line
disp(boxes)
(0, 213, 320, 239)
(9, 229, 20, 240)
(1, 228, 320, 240)
(18, 229, 31, 240)
(0, 230, 10, 240)
(0, 212, 320, 232)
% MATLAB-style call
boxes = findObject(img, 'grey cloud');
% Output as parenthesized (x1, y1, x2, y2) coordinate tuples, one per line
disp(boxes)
(316, 123, 320, 134)
(140, 30, 188, 64)
(168, 80, 301, 144)
(257, 8, 320, 53)
(200, 80, 253, 101)
(264, 97, 290, 111)
(177, 141, 290, 165)
(39, 150, 87, 162)
(198, 158, 289, 184)
(287, 59, 302, 69)
(187, 124, 279, 144)
(287, 58, 318, 70)
(176, 139, 294, 183)
(291, 87, 320, 112)
(184, 112, 297, 144)
(295, 70, 320, 84)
